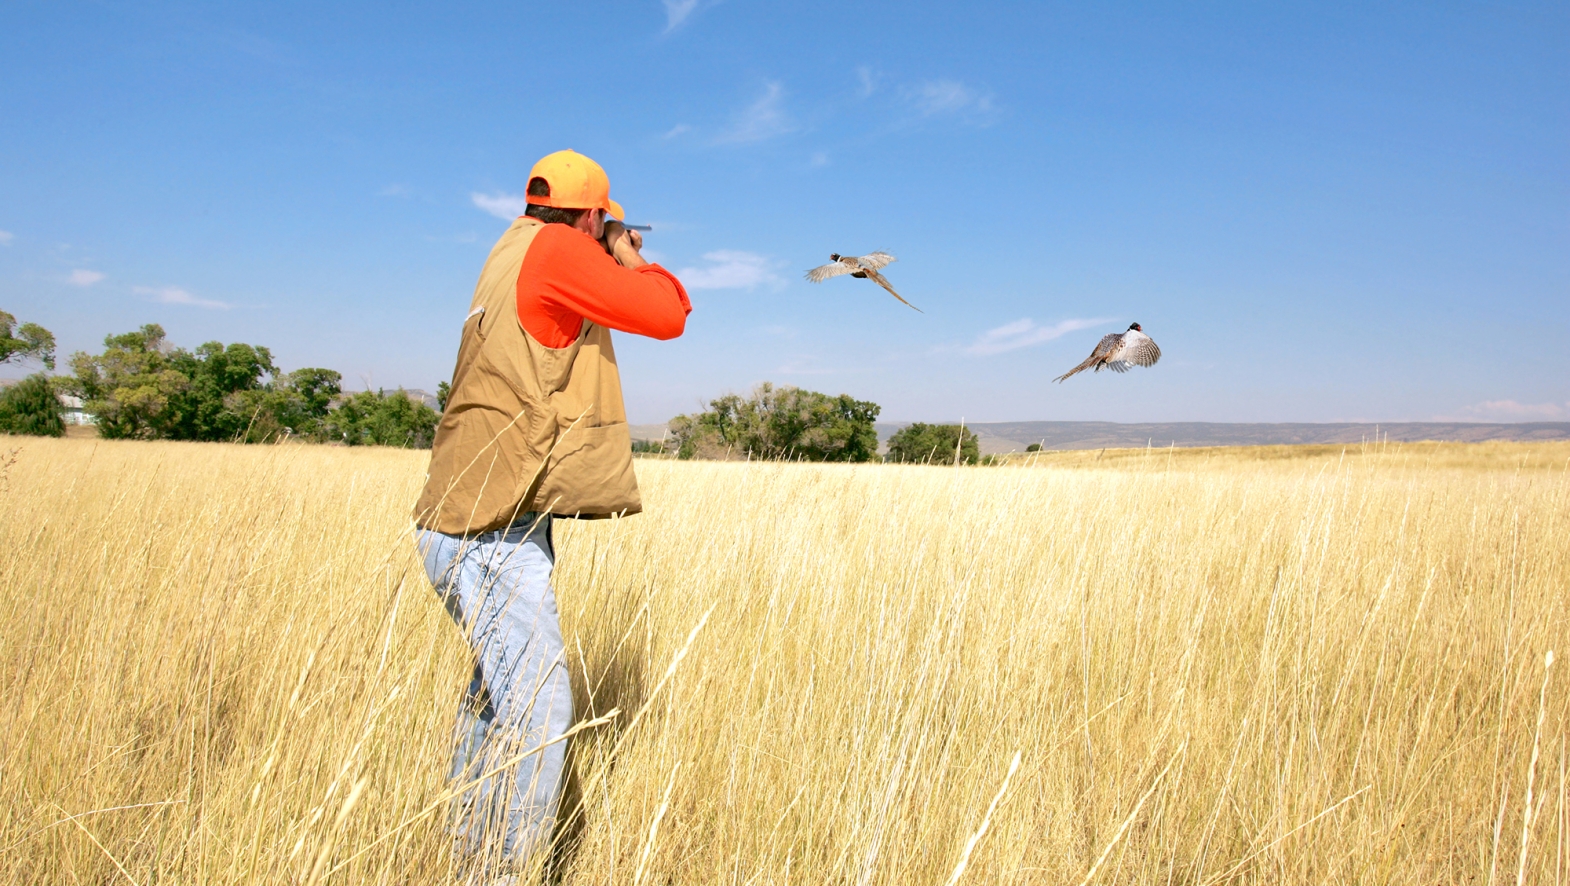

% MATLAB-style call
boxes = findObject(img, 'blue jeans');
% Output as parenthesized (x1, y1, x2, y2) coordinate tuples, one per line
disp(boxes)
(416, 515, 573, 863)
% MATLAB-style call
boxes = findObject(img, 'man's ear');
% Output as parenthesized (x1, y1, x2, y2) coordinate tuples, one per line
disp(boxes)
(572, 208, 604, 239)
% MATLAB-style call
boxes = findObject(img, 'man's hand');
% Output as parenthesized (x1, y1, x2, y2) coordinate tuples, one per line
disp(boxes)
(602, 220, 648, 270)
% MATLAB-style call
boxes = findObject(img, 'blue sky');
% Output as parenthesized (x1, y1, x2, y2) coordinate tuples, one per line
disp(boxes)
(2, 1, 1566, 424)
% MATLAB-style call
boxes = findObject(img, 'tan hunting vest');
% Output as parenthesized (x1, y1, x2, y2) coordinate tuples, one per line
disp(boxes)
(413, 217, 641, 534)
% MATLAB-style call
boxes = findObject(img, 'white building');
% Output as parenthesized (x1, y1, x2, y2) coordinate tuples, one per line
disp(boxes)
(57, 393, 95, 426)
(1, 378, 97, 425)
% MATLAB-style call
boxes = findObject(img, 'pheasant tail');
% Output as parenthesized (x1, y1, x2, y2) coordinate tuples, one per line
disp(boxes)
(1053, 356, 1099, 383)
(866, 270, 922, 313)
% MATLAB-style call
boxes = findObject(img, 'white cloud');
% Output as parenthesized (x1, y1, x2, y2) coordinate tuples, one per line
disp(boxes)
(133, 285, 231, 310)
(1441, 399, 1570, 422)
(717, 82, 794, 144)
(910, 79, 996, 120)
(963, 318, 1108, 356)
(662, 123, 691, 139)
(472, 192, 530, 220)
(856, 66, 880, 98)
(0, 230, 13, 246)
(676, 250, 784, 290)
(663, 0, 699, 31)
(68, 269, 105, 286)
(379, 183, 410, 197)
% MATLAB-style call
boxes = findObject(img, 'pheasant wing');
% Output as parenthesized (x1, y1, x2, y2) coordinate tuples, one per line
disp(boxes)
(1104, 332, 1160, 372)
(805, 261, 855, 283)
(1090, 333, 1121, 359)
(854, 251, 897, 270)
(1125, 334, 1161, 367)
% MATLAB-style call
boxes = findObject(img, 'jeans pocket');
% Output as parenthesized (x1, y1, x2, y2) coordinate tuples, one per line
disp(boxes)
(416, 528, 458, 594)
(502, 512, 548, 546)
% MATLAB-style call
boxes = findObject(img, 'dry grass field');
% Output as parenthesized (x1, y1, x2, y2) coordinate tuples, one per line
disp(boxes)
(2, 437, 1567, 884)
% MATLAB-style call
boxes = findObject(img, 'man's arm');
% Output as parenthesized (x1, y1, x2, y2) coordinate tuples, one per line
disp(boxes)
(602, 220, 648, 270)
(518, 224, 692, 345)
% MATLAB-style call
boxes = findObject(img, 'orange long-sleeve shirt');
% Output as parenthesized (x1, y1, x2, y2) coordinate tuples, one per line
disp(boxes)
(515, 222, 692, 348)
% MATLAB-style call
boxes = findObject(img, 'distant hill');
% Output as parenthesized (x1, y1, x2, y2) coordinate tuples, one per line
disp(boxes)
(629, 424, 671, 444)
(402, 388, 441, 411)
(631, 419, 1570, 455)
(875, 421, 1570, 455)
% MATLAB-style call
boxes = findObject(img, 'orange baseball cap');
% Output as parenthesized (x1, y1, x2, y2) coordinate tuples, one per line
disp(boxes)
(525, 149, 625, 220)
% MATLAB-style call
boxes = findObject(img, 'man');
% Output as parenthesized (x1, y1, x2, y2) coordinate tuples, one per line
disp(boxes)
(414, 149, 690, 870)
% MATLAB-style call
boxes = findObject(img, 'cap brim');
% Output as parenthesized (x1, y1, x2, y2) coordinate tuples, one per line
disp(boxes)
(604, 198, 625, 221)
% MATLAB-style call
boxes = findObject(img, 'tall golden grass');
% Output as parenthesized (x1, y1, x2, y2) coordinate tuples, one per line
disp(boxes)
(2, 437, 1567, 884)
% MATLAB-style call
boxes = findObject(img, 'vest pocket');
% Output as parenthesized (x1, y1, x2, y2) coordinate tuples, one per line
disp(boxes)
(535, 422, 640, 516)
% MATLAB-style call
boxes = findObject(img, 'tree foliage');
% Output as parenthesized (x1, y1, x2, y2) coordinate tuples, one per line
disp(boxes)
(322, 389, 439, 448)
(0, 310, 56, 370)
(162, 341, 280, 441)
(224, 368, 344, 443)
(66, 325, 293, 440)
(62, 325, 431, 445)
(66, 325, 189, 439)
(0, 375, 65, 437)
(884, 422, 981, 465)
(669, 382, 880, 462)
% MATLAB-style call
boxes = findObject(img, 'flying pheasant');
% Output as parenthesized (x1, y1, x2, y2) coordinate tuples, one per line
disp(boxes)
(804, 252, 921, 312)
(1054, 323, 1162, 382)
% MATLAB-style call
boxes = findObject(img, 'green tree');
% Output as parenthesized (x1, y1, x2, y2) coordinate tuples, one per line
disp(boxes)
(224, 368, 343, 443)
(276, 368, 343, 440)
(287, 368, 343, 419)
(436, 380, 450, 412)
(323, 389, 439, 448)
(66, 324, 189, 439)
(63, 323, 433, 447)
(0, 311, 56, 370)
(66, 326, 329, 443)
(0, 375, 65, 437)
(669, 382, 880, 462)
(885, 423, 981, 465)
(164, 341, 278, 441)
